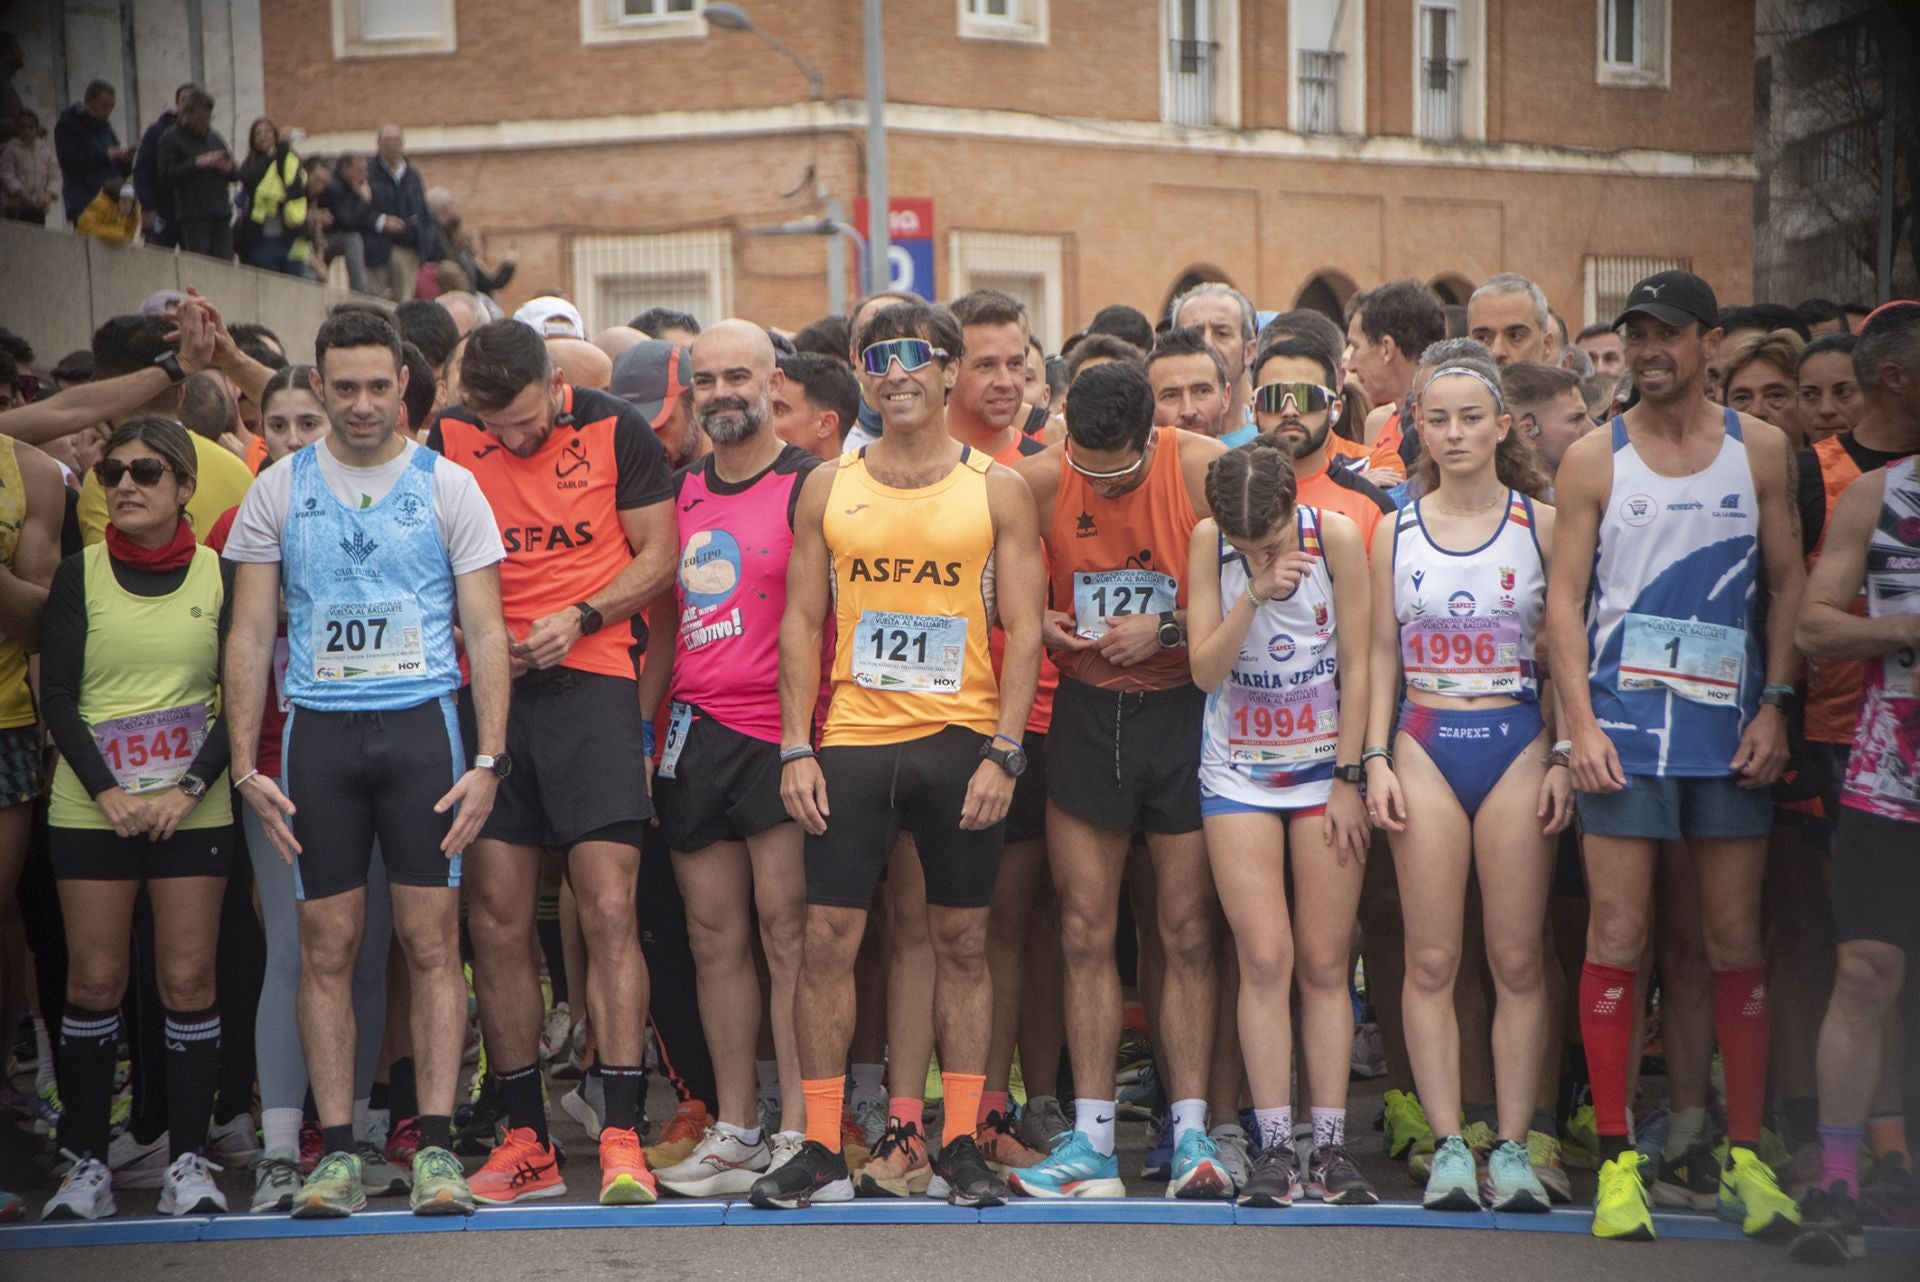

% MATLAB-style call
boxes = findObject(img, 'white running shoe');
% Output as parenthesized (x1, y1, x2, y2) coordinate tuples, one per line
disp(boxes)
(658, 1124, 771, 1197)
(853, 1097, 889, 1149)
(42, 1156, 115, 1220)
(766, 1131, 805, 1173)
(1209, 1123, 1254, 1191)
(108, 1127, 171, 1189)
(209, 1114, 261, 1169)
(561, 1076, 604, 1141)
(156, 1152, 229, 1215)
(251, 1148, 301, 1213)
(358, 1140, 412, 1197)
(540, 1001, 572, 1063)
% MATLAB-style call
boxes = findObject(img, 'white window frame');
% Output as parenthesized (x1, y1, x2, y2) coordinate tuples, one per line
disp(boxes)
(1159, 0, 1242, 129)
(946, 231, 1065, 357)
(1287, 0, 1366, 135)
(331, 0, 457, 60)
(571, 230, 733, 337)
(1411, 0, 1484, 142)
(958, 0, 1048, 44)
(583, 0, 706, 46)
(1595, 0, 1670, 89)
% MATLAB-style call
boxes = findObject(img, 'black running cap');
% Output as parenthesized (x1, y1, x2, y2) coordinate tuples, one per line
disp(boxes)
(1611, 271, 1719, 331)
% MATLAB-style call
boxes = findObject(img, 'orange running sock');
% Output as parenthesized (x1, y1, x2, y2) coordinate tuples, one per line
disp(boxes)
(888, 1096, 924, 1134)
(803, 1078, 845, 1150)
(942, 1073, 986, 1148)
(1867, 1115, 1911, 1164)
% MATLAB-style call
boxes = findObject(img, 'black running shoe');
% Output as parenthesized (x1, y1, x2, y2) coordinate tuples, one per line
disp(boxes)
(1308, 1144, 1380, 1205)
(747, 1140, 854, 1210)
(1789, 1183, 1866, 1265)
(932, 1135, 1009, 1208)
(1652, 1140, 1720, 1212)
(1237, 1143, 1301, 1208)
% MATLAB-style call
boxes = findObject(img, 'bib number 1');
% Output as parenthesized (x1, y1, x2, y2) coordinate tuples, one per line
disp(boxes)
(1617, 613, 1746, 706)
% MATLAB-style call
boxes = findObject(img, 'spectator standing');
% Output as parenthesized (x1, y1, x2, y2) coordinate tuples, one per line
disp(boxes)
(426, 186, 514, 298)
(317, 152, 377, 293)
(233, 118, 311, 277)
(55, 80, 132, 225)
(156, 90, 235, 261)
(132, 84, 197, 246)
(0, 108, 60, 224)
(368, 123, 432, 301)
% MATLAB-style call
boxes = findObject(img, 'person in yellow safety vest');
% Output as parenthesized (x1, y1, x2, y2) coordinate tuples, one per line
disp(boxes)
(234, 117, 311, 277)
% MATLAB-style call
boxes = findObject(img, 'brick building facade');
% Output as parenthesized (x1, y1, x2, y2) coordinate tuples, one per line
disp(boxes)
(276, 0, 1757, 343)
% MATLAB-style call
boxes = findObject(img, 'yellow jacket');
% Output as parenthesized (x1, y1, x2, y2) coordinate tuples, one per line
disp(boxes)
(76, 189, 139, 246)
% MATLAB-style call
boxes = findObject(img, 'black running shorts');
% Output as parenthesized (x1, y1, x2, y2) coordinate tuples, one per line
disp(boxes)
(1046, 678, 1205, 836)
(284, 696, 464, 901)
(804, 726, 1006, 910)
(50, 823, 233, 880)
(458, 668, 652, 852)
(1003, 730, 1048, 847)
(1830, 807, 1920, 955)
(657, 709, 790, 853)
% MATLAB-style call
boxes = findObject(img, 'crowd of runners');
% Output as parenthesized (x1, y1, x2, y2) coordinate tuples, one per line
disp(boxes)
(0, 268, 1913, 1268)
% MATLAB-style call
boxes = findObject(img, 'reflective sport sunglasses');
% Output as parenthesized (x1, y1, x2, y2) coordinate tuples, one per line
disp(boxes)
(94, 457, 173, 488)
(1065, 441, 1149, 482)
(1254, 381, 1337, 415)
(859, 338, 948, 376)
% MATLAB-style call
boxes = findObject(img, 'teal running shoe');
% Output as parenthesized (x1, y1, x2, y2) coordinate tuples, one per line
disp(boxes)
(1006, 1131, 1125, 1199)
(1167, 1128, 1233, 1200)
(1484, 1138, 1550, 1212)
(1422, 1134, 1481, 1211)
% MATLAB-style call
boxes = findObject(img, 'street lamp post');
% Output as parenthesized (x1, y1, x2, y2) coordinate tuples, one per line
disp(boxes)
(707, 1, 890, 306)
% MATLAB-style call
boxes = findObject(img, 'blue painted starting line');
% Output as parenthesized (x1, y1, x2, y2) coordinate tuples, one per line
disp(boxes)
(4, 1200, 1919, 1251)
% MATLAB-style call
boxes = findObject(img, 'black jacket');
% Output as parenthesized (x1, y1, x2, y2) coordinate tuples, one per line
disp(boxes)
(54, 103, 127, 222)
(317, 172, 380, 237)
(131, 108, 178, 218)
(367, 154, 434, 267)
(156, 122, 234, 224)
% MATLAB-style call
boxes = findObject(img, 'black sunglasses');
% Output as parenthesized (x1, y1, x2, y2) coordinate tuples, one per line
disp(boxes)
(94, 458, 173, 488)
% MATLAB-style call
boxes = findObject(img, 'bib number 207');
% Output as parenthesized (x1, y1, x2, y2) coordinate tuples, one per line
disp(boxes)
(324, 616, 389, 654)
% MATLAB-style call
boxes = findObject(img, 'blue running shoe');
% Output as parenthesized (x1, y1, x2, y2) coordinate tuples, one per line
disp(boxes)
(1006, 1132, 1125, 1199)
(1422, 1134, 1481, 1211)
(1167, 1128, 1233, 1200)
(1141, 1110, 1172, 1181)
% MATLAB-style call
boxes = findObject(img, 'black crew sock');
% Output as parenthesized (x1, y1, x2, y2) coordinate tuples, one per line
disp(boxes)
(370, 1080, 391, 1112)
(1599, 1134, 1632, 1163)
(419, 1114, 452, 1152)
(1780, 1097, 1819, 1148)
(57, 1006, 120, 1161)
(496, 1062, 549, 1146)
(321, 1123, 354, 1157)
(162, 1005, 222, 1158)
(600, 1064, 643, 1133)
(389, 1057, 418, 1119)
(535, 896, 567, 1006)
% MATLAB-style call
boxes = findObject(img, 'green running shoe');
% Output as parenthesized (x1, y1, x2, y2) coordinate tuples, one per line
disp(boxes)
(1484, 1139, 1551, 1212)
(1382, 1090, 1432, 1161)
(1591, 1151, 1655, 1242)
(292, 1150, 365, 1219)
(411, 1145, 475, 1216)
(1719, 1144, 1801, 1241)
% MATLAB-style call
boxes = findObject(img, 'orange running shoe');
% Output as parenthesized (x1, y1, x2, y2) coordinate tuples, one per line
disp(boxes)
(840, 1112, 871, 1169)
(975, 1108, 1046, 1170)
(598, 1126, 657, 1205)
(856, 1118, 931, 1197)
(644, 1100, 712, 1170)
(467, 1126, 567, 1205)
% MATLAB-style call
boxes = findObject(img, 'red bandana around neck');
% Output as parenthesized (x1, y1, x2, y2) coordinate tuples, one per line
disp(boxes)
(105, 517, 196, 571)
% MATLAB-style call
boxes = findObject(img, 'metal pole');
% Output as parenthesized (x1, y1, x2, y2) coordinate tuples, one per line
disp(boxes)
(825, 197, 848, 316)
(863, 0, 889, 296)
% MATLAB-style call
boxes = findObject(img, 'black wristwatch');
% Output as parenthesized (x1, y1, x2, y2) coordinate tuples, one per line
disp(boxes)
(574, 601, 604, 635)
(153, 351, 186, 385)
(1332, 762, 1364, 785)
(474, 752, 513, 780)
(177, 772, 209, 798)
(1156, 610, 1185, 649)
(981, 736, 1027, 779)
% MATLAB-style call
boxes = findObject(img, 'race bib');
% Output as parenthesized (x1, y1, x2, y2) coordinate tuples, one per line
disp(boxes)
(1617, 613, 1746, 706)
(1225, 680, 1338, 769)
(310, 599, 425, 682)
(92, 703, 207, 794)
(851, 611, 968, 694)
(1886, 645, 1917, 700)
(1401, 617, 1523, 696)
(658, 702, 693, 780)
(1073, 569, 1178, 641)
